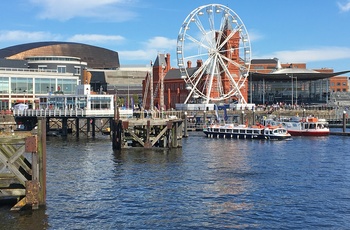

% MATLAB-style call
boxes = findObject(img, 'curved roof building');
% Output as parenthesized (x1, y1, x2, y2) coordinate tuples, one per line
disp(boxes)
(0, 41, 120, 69)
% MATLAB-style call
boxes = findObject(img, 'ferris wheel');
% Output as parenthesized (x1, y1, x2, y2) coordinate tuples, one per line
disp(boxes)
(177, 4, 251, 104)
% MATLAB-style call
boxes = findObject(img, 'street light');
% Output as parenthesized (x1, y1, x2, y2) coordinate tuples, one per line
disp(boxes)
(241, 110, 245, 125)
(289, 74, 297, 106)
(127, 76, 130, 109)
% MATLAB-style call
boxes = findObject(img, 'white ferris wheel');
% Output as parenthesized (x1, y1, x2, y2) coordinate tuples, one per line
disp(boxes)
(176, 4, 251, 104)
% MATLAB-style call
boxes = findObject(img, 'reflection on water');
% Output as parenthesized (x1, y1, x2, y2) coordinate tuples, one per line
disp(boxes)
(1, 133, 350, 229)
(0, 206, 48, 229)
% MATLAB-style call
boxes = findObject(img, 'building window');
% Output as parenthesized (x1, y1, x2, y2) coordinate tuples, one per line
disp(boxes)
(74, 66, 81, 75)
(38, 65, 47, 71)
(57, 66, 66, 73)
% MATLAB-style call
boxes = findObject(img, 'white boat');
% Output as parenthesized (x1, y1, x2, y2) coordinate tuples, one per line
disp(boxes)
(263, 116, 330, 136)
(203, 123, 291, 140)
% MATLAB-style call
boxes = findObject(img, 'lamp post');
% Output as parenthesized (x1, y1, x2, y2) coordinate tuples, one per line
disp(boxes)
(241, 110, 245, 125)
(290, 74, 297, 107)
(23, 90, 27, 104)
(343, 111, 347, 133)
(252, 107, 255, 125)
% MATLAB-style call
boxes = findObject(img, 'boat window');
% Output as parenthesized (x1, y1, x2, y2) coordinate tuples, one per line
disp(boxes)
(309, 124, 316, 129)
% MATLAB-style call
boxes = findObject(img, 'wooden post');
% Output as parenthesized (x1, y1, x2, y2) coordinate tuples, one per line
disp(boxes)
(112, 120, 122, 150)
(75, 118, 80, 137)
(183, 112, 188, 137)
(62, 118, 68, 136)
(343, 111, 347, 133)
(37, 118, 47, 206)
(144, 120, 151, 148)
(91, 118, 95, 137)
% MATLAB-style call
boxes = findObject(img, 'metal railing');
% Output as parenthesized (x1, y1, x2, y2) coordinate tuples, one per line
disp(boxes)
(12, 109, 185, 119)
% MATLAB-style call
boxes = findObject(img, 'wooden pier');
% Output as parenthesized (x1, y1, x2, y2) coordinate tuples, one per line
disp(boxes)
(0, 118, 46, 211)
(12, 108, 187, 149)
(111, 116, 185, 150)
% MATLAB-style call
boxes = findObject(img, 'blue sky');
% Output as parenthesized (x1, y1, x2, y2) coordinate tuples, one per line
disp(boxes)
(1, 0, 350, 74)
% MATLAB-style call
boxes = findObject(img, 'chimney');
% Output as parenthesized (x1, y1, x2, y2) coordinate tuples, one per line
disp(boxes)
(274, 57, 282, 70)
(166, 53, 171, 70)
(197, 60, 203, 67)
(187, 60, 192, 68)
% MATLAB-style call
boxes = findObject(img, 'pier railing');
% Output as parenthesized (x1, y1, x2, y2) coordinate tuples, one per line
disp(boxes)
(12, 109, 185, 119)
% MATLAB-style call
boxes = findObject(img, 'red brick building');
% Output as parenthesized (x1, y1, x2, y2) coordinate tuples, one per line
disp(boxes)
(329, 76, 350, 92)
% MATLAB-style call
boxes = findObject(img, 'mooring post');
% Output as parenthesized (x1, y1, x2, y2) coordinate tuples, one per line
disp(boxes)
(62, 118, 68, 136)
(183, 112, 188, 137)
(91, 118, 96, 138)
(144, 120, 151, 148)
(37, 117, 47, 206)
(112, 120, 122, 150)
(343, 111, 347, 133)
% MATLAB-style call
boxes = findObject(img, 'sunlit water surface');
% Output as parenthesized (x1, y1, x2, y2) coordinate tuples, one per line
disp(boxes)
(1, 131, 350, 229)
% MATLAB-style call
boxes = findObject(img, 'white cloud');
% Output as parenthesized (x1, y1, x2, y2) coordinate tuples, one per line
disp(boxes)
(118, 36, 177, 64)
(255, 47, 350, 63)
(68, 34, 125, 44)
(29, 0, 139, 21)
(0, 30, 61, 43)
(338, 1, 350, 12)
(247, 29, 264, 42)
(119, 49, 156, 62)
(144, 36, 177, 50)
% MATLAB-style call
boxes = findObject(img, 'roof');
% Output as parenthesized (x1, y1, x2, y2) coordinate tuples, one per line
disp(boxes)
(153, 53, 167, 67)
(165, 67, 199, 80)
(251, 70, 350, 81)
(0, 41, 120, 69)
(164, 65, 350, 82)
(251, 58, 279, 65)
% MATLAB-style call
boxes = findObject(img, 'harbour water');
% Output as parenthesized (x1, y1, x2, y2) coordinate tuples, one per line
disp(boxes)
(1, 130, 350, 229)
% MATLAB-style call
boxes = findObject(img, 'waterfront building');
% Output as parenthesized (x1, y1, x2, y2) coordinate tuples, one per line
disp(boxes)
(0, 62, 80, 110)
(248, 58, 350, 105)
(142, 54, 350, 110)
(1, 42, 349, 111)
(0, 42, 147, 110)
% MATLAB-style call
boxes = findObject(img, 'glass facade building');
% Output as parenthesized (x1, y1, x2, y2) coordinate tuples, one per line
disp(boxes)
(0, 55, 86, 110)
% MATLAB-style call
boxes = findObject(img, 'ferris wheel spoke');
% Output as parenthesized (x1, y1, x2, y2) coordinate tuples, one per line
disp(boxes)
(192, 16, 216, 49)
(183, 52, 209, 61)
(185, 34, 211, 51)
(205, 58, 219, 100)
(217, 25, 242, 51)
(206, 7, 215, 34)
(187, 57, 213, 86)
(219, 54, 242, 70)
(216, 55, 241, 89)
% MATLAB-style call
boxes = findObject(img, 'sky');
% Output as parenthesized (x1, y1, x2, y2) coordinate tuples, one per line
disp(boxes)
(1, 0, 350, 75)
